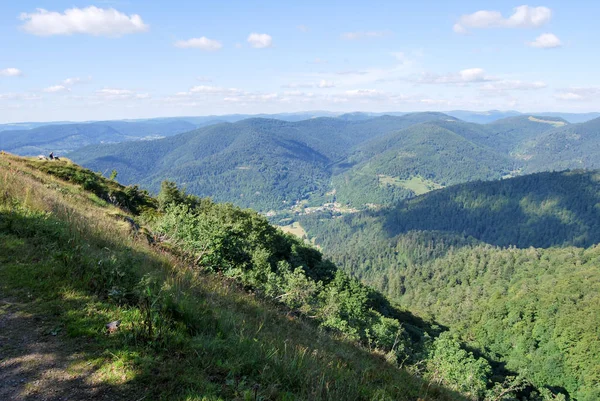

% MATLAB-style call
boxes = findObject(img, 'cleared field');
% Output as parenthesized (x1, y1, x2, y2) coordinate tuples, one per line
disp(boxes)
(279, 221, 308, 239)
(528, 116, 567, 127)
(378, 175, 444, 195)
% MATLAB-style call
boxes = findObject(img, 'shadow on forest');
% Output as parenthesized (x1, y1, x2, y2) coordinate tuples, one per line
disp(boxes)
(376, 170, 600, 248)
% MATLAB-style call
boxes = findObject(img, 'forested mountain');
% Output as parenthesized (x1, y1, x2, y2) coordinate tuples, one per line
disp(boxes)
(332, 122, 515, 206)
(520, 117, 600, 172)
(445, 110, 600, 124)
(70, 113, 466, 210)
(297, 170, 600, 401)
(0, 119, 198, 155)
(6, 111, 599, 214)
(485, 115, 569, 153)
(67, 112, 600, 211)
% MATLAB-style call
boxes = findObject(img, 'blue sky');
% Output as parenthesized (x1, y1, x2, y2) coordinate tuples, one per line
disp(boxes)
(0, 1, 598, 122)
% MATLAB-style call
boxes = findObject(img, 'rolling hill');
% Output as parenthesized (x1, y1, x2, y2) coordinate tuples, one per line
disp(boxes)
(520, 117, 600, 172)
(69, 113, 466, 210)
(331, 122, 516, 206)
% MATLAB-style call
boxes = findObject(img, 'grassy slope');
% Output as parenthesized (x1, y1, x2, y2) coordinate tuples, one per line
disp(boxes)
(0, 154, 462, 401)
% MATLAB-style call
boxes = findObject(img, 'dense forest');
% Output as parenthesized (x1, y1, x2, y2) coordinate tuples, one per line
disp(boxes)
(70, 113, 473, 210)
(298, 170, 600, 400)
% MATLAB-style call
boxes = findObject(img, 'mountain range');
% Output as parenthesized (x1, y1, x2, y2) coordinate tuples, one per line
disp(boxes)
(60, 112, 600, 212)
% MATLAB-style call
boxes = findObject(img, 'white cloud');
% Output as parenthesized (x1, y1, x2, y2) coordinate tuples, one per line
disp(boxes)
(43, 85, 69, 93)
(318, 80, 335, 88)
(459, 68, 487, 82)
(528, 33, 562, 48)
(98, 89, 133, 96)
(481, 80, 547, 92)
(0, 92, 42, 101)
(555, 92, 583, 101)
(454, 5, 551, 33)
(281, 83, 315, 89)
(224, 93, 278, 103)
(247, 33, 272, 48)
(297, 25, 309, 32)
(0, 68, 22, 77)
(416, 68, 493, 84)
(189, 85, 241, 95)
(310, 57, 327, 64)
(19, 6, 149, 37)
(344, 89, 385, 98)
(555, 87, 600, 101)
(341, 31, 391, 40)
(174, 37, 223, 51)
(335, 70, 369, 76)
(95, 88, 149, 100)
(62, 77, 82, 85)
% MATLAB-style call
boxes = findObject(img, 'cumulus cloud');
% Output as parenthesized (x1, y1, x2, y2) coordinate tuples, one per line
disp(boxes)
(0, 68, 22, 77)
(528, 33, 562, 48)
(341, 31, 391, 40)
(43, 85, 69, 93)
(247, 33, 272, 48)
(19, 6, 149, 37)
(454, 5, 551, 33)
(318, 80, 335, 88)
(416, 68, 493, 84)
(174, 37, 223, 51)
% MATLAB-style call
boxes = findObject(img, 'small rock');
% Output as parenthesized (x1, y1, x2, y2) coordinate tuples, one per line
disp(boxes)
(106, 320, 121, 334)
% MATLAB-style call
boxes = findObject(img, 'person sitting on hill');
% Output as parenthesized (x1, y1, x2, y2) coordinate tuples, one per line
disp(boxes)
(48, 152, 54, 160)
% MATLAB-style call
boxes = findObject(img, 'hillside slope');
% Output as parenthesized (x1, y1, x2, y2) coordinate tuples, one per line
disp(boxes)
(0, 153, 474, 400)
(332, 122, 515, 206)
(520, 117, 600, 172)
(299, 170, 600, 401)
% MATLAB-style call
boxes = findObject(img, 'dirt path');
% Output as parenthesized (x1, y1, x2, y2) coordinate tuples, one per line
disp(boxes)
(0, 298, 121, 401)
